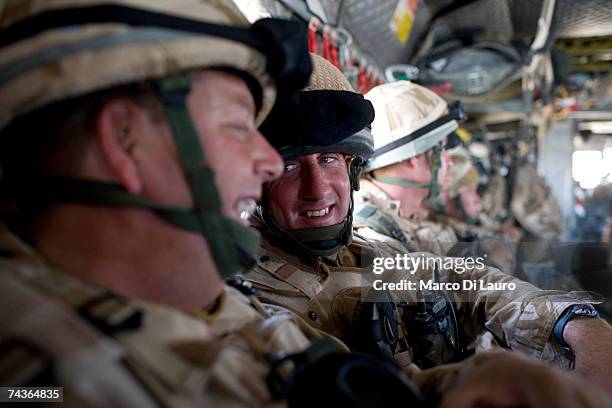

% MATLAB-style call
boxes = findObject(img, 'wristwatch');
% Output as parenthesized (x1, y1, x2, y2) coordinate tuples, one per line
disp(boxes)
(553, 304, 599, 350)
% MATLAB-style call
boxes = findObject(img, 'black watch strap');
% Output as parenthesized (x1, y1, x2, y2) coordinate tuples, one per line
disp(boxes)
(553, 304, 599, 349)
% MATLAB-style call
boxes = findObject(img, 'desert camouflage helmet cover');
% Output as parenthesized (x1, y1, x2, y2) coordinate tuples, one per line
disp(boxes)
(446, 146, 480, 199)
(0, 0, 277, 130)
(365, 81, 460, 171)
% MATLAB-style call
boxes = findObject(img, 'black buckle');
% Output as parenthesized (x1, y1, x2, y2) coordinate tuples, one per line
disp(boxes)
(152, 75, 190, 107)
(252, 19, 312, 96)
(77, 293, 143, 336)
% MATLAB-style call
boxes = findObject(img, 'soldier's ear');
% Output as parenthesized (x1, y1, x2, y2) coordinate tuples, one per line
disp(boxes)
(94, 98, 143, 194)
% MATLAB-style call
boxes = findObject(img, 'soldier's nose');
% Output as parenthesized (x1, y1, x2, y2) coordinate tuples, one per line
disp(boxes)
(299, 162, 330, 200)
(253, 130, 284, 182)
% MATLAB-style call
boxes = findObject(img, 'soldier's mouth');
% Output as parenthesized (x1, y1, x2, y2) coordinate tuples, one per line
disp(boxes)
(305, 207, 330, 217)
(296, 205, 339, 227)
(235, 198, 258, 224)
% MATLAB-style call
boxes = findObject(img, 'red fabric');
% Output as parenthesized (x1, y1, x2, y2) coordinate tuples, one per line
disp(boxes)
(307, 18, 319, 54)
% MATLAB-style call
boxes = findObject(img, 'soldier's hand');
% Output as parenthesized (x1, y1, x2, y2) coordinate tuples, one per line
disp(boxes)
(439, 351, 611, 408)
(564, 316, 612, 395)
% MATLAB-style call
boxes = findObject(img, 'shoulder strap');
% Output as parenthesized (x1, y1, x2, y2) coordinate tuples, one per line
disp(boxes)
(355, 204, 408, 244)
(255, 249, 324, 299)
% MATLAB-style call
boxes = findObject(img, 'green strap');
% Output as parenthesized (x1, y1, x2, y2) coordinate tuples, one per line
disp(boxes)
(424, 147, 445, 211)
(455, 196, 479, 225)
(371, 144, 445, 210)
(261, 205, 348, 258)
(20, 177, 200, 231)
(289, 222, 346, 242)
(19, 178, 261, 268)
(370, 174, 432, 189)
(428, 149, 442, 198)
(156, 75, 258, 277)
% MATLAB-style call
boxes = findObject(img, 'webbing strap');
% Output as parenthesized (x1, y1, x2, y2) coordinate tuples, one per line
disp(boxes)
(157, 75, 256, 276)
(370, 174, 432, 189)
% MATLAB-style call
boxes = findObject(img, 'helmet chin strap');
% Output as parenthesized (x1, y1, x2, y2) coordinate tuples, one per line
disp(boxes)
(152, 75, 262, 277)
(424, 146, 446, 212)
(20, 74, 260, 279)
(259, 207, 349, 257)
(369, 145, 445, 211)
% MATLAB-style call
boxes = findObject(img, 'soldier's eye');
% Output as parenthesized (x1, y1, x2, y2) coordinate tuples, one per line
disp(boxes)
(222, 122, 253, 141)
(284, 162, 298, 173)
(319, 154, 338, 164)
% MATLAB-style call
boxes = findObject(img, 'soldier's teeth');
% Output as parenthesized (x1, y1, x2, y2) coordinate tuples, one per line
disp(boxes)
(306, 207, 330, 217)
(237, 199, 257, 221)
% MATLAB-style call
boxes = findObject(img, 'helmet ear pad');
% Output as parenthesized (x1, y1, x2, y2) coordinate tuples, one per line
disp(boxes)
(349, 156, 365, 191)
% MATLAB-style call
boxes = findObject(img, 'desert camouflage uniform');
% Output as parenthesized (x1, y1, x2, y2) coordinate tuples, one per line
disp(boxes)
(4, 221, 582, 406)
(511, 163, 563, 242)
(481, 173, 510, 223)
(354, 179, 515, 275)
(353, 179, 458, 257)
(0, 223, 315, 407)
(244, 223, 599, 371)
(427, 211, 517, 275)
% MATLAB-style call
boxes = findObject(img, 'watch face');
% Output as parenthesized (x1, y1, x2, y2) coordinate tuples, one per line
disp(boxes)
(575, 306, 599, 317)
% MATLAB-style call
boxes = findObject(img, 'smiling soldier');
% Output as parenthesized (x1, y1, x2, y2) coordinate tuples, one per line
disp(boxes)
(0, 1, 329, 405)
(243, 55, 612, 397)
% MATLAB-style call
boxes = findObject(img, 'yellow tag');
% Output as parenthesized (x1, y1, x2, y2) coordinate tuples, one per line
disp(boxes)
(456, 127, 472, 143)
(390, 0, 418, 44)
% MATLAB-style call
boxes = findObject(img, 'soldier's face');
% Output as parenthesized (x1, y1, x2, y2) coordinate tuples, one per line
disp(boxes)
(413, 146, 451, 187)
(438, 148, 453, 186)
(438, 148, 453, 201)
(143, 70, 284, 226)
(264, 152, 352, 230)
(460, 185, 482, 217)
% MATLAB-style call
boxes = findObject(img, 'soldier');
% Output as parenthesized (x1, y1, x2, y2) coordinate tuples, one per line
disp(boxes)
(244, 57, 612, 395)
(442, 145, 482, 225)
(354, 81, 515, 273)
(353, 81, 460, 257)
(511, 162, 564, 243)
(434, 145, 519, 274)
(0, 1, 326, 405)
(439, 143, 520, 239)
(0, 2, 608, 406)
(510, 161, 566, 289)
(2, 3, 577, 407)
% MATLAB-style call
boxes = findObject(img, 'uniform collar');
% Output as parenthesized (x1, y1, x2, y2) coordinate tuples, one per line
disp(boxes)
(358, 179, 402, 216)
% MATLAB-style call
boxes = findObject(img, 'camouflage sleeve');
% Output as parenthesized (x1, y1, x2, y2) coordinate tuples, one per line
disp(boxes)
(408, 253, 599, 369)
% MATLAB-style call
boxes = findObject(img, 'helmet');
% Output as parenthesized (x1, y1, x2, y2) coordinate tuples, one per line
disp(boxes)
(363, 81, 465, 210)
(259, 53, 375, 257)
(262, 53, 374, 163)
(467, 141, 492, 187)
(446, 146, 480, 200)
(0, 0, 310, 129)
(0, 0, 312, 278)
